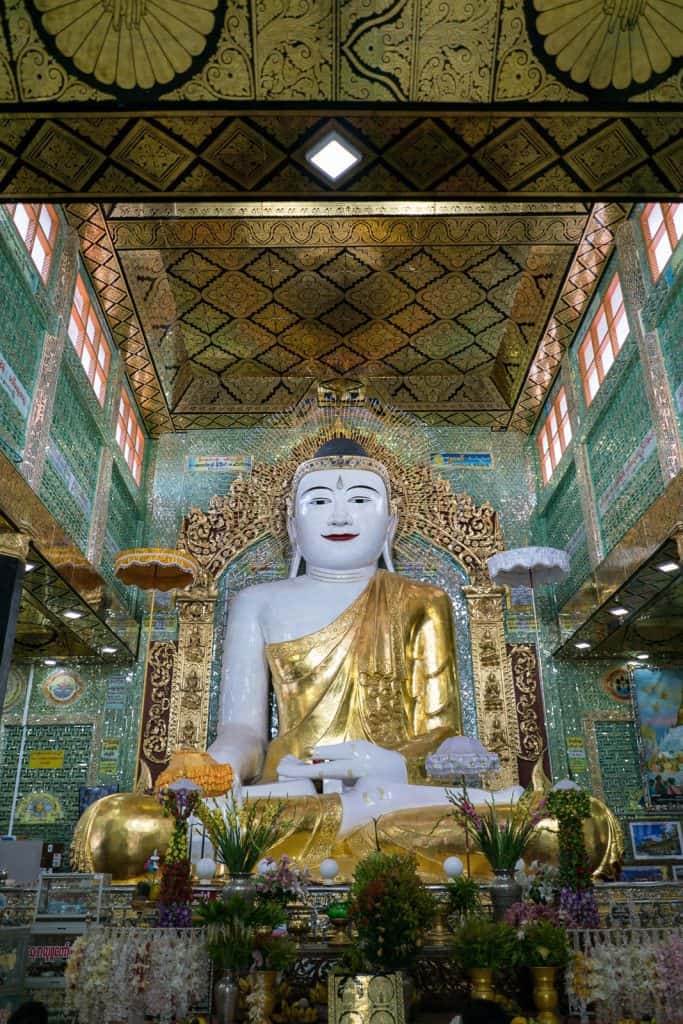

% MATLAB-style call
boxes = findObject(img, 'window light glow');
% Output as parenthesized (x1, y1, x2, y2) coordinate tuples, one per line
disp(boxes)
(641, 203, 682, 282)
(7, 203, 59, 282)
(537, 386, 572, 485)
(306, 133, 361, 181)
(578, 273, 629, 408)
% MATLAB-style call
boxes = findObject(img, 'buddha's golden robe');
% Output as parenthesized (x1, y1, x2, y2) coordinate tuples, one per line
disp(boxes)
(261, 570, 462, 781)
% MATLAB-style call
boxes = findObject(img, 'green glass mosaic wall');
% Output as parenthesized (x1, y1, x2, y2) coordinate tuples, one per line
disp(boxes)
(38, 358, 102, 554)
(585, 351, 663, 556)
(0, 226, 48, 462)
(643, 255, 683, 440)
(595, 719, 642, 818)
(102, 462, 144, 606)
(543, 464, 591, 608)
(0, 722, 93, 862)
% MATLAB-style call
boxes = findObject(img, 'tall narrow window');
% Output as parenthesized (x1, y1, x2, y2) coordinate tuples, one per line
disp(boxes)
(578, 273, 629, 407)
(68, 274, 111, 405)
(116, 388, 145, 485)
(641, 203, 683, 282)
(537, 387, 572, 485)
(7, 203, 59, 282)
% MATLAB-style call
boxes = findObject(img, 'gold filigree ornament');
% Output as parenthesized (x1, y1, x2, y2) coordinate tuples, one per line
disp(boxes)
(32, 0, 221, 91)
(532, 0, 683, 91)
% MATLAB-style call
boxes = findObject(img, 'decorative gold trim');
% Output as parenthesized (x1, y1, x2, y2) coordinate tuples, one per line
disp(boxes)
(583, 710, 634, 802)
(0, 531, 30, 562)
(170, 586, 217, 756)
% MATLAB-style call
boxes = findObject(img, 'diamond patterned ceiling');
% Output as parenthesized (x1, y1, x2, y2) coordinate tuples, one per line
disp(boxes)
(62, 200, 629, 432)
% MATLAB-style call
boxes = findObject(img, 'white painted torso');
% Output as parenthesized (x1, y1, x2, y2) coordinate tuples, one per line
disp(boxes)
(252, 574, 372, 643)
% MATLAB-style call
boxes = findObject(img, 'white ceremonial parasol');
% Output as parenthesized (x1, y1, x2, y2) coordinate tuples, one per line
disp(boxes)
(487, 546, 570, 773)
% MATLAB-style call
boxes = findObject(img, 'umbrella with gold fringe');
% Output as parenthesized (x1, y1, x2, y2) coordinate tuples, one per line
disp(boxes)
(114, 547, 200, 787)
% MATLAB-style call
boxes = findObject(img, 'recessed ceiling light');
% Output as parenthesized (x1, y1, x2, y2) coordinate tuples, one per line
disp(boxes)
(101, 646, 117, 654)
(306, 131, 361, 181)
(636, 653, 650, 660)
(656, 561, 679, 573)
(609, 606, 629, 617)
(574, 641, 591, 649)
(43, 659, 57, 666)
(63, 609, 84, 620)
(25, 562, 36, 572)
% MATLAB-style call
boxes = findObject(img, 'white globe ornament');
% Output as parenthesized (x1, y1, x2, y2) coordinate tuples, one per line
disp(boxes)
(443, 856, 464, 879)
(195, 857, 216, 884)
(319, 858, 339, 884)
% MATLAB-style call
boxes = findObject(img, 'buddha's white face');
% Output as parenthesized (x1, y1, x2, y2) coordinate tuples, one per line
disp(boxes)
(290, 468, 394, 571)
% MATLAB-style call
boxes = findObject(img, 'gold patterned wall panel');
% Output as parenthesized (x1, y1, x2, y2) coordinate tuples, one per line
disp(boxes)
(2, 1, 681, 104)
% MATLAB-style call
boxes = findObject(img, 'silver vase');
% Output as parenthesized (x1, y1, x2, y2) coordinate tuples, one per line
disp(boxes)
(223, 871, 255, 902)
(488, 869, 522, 921)
(214, 969, 238, 1024)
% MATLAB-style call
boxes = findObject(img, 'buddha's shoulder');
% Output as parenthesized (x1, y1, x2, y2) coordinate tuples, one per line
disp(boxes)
(384, 571, 451, 606)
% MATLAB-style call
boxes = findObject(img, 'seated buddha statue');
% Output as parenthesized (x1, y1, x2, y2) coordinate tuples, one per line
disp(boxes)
(72, 439, 623, 881)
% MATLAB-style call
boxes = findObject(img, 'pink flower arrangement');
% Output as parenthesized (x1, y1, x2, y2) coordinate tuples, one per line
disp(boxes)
(256, 855, 311, 904)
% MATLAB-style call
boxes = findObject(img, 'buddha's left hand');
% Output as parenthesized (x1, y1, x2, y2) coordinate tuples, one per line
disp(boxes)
(277, 740, 408, 784)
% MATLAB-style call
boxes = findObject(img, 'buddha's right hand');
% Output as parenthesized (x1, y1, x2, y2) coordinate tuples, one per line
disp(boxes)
(277, 740, 408, 784)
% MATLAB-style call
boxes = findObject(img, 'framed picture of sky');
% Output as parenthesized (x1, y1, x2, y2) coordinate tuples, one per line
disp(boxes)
(632, 667, 683, 808)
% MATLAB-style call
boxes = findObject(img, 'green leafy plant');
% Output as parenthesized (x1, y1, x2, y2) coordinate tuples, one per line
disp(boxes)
(519, 919, 570, 967)
(255, 934, 298, 972)
(195, 795, 292, 874)
(545, 788, 592, 891)
(347, 852, 436, 971)
(451, 917, 519, 969)
(444, 875, 481, 917)
(195, 892, 288, 971)
(447, 787, 547, 872)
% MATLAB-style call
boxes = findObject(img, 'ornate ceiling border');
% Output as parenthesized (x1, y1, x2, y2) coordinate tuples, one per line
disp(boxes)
(64, 203, 173, 435)
(509, 201, 631, 432)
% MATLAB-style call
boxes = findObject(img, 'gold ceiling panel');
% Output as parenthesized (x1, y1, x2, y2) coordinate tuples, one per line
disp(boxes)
(1, 1, 681, 104)
(0, 112, 679, 200)
(56, 202, 611, 431)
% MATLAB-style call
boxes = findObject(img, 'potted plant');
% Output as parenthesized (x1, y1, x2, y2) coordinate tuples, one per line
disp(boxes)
(447, 788, 547, 919)
(195, 795, 292, 897)
(334, 852, 436, 1021)
(451, 917, 519, 1001)
(249, 934, 298, 1024)
(519, 919, 569, 1024)
(445, 875, 481, 921)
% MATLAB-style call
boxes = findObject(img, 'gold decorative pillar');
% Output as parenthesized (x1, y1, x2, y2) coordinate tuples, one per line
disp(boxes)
(463, 585, 520, 788)
(169, 582, 217, 754)
(615, 219, 682, 484)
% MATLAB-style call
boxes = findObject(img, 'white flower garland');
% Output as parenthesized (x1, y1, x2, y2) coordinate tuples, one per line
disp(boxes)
(65, 926, 208, 1024)
(246, 971, 267, 1024)
(566, 927, 683, 1024)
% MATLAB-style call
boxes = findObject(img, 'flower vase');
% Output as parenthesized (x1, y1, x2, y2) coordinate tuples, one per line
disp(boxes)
(223, 871, 255, 902)
(468, 967, 495, 1001)
(530, 966, 559, 1024)
(488, 869, 522, 922)
(214, 969, 239, 1024)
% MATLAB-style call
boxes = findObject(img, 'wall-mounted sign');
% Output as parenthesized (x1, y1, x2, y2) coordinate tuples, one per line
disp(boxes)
(28, 750, 65, 770)
(185, 455, 252, 474)
(16, 791, 64, 824)
(99, 738, 120, 776)
(430, 452, 492, 468)
(104, 673, 128, 711)
(42, 669, 83, 706)
(0, 348, 30, 416)
(566, 736, 588, 773)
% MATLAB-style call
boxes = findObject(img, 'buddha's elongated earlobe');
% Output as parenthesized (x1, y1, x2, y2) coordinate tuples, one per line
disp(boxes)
(382, 514, 397, 572)
(289, 546, 302, 578)
(287, 515, 302, 578)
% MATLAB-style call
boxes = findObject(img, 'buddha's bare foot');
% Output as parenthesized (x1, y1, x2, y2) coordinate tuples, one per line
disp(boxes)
(155, 748, 234, 797)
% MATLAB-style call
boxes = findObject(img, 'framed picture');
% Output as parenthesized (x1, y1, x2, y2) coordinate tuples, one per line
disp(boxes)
(630, 820, 683, 860)
(620, 865, 667, 882)
(631, 667, 683, 808)
(672, 865, 683, 882)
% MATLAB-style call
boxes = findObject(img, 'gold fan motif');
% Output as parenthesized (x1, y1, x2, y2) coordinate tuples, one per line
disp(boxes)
(533, 0, 683, 90)
(33, 0, 219, 90)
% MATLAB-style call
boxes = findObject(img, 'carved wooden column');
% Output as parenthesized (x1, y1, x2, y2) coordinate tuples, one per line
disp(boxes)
(463, 585, 520, 788)
(170, 582, 217, 753)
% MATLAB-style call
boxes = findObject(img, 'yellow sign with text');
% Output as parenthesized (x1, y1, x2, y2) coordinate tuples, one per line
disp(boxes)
(28, 750, 65, 770)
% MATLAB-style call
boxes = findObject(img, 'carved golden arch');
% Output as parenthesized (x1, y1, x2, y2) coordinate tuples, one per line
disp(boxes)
(138, 428, 534, 789)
